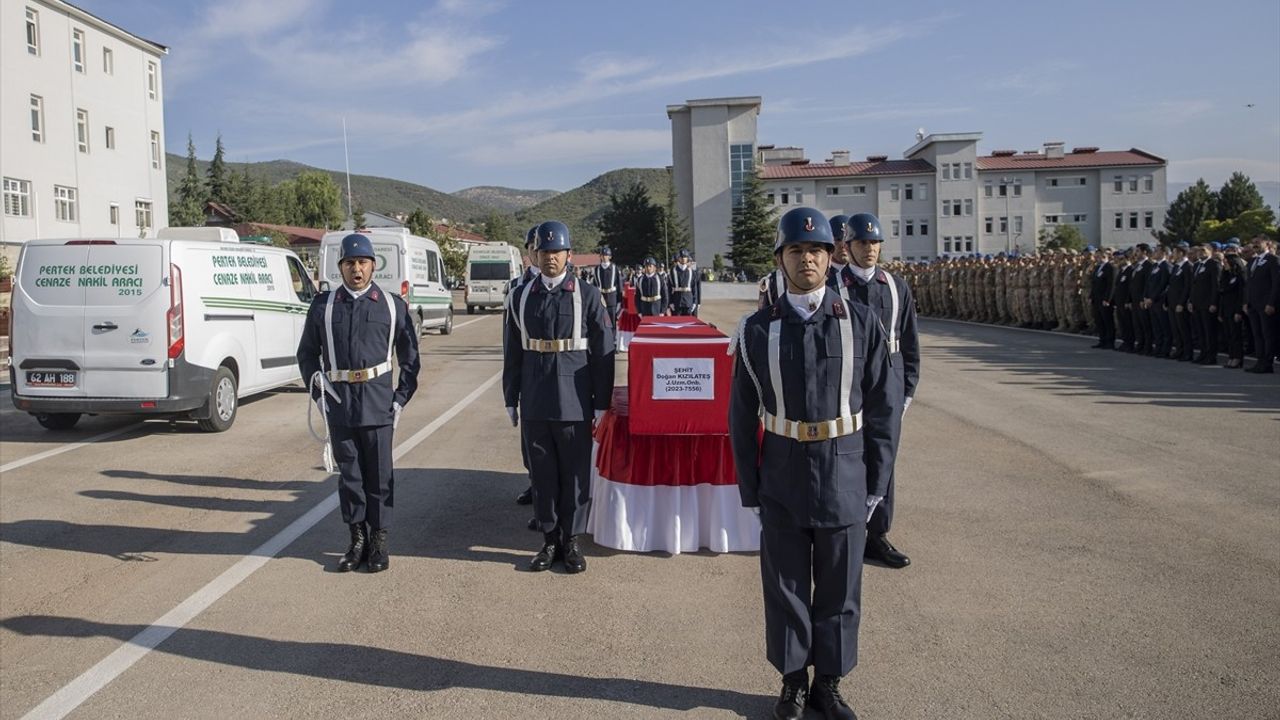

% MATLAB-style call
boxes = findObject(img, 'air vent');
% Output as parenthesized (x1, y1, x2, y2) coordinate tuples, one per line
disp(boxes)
(1071, 146, 1099, 154)
(865, 155, 888, 162)
(991, 150, 1017, 157)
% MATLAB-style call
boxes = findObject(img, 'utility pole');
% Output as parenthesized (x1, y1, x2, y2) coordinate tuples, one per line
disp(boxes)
(1002, 175, 1013, 255)
(342, 117, 354, 227)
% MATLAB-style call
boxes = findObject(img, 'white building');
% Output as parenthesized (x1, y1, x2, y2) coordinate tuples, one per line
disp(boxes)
(1, 0, 168, 246)
(669, 97, 1168, 263)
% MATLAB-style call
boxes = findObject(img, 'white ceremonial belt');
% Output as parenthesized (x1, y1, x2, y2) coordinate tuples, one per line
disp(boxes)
(327, 361, 392, 384)
(600, 287, 617, 293)
(640, 294, 662, 302)
(674, 286, 692, 292)
(762, 411, 862, 442)
(524, 338, 589, 353)
(888, 338, 901, 354)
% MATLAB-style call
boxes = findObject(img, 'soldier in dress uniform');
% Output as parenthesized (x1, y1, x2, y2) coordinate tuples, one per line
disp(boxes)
(1090, 248, 1117, 349)
(1244, 235, 1279, 373)
(827, 215, 850, 291)
(510, 226, 541, 512)
(1113, 251, 1135, 351)
(1143, 244, 1172, 357)
(669, 249, 701, 316)
(593, 246, 622, 321)
(730, 206, 899, 720)
(503, 221, 615, 573)
(1189, 243, 1221, 364)
(1167, 242, 1194, 361)
(838, 212, 919, 570)
(635, 257, 669, 316)
(297, 233, 421, 573)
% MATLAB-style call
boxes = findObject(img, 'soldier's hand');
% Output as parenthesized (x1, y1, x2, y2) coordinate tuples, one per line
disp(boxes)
(1209, 305, 1217, 314)
(392, 402, 403, 429)
(866, 495, 884, 523)
(506, 407, 519, 427)
(747, 506, 761, 516)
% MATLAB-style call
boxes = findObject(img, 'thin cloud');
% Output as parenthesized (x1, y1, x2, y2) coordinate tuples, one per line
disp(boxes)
(984, 60, 1080, 97)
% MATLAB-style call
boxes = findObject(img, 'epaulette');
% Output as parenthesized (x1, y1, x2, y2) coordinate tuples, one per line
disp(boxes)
(875, 271, 889, 284)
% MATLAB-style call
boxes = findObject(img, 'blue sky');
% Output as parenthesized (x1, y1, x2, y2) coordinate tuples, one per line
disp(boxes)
(78, 0, 1280, 194)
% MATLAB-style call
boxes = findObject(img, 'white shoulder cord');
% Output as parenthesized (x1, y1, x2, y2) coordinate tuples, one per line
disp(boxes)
(728, 313, 765, 416)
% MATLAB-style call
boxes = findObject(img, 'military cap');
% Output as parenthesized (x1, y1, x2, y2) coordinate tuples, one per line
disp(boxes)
(534, 221, 572, 252)
(775, 206, 834, 252)
(339, 233, 376, 261)
(843, 212, 883, 244)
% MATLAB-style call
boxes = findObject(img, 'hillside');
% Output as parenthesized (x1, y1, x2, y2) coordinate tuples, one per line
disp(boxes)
(164, 154, 494, 223)
(452, 186, 559, 212)
(515, 168, 672, 248)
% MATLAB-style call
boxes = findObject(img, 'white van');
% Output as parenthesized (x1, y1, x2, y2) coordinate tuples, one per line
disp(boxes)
(318, 228, 453, 335)
(9, 227, 316, 432)
(464, 243, 522, 314)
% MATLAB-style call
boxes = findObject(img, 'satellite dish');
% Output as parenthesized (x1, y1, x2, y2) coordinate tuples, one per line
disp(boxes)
(916, 127, 926, 141)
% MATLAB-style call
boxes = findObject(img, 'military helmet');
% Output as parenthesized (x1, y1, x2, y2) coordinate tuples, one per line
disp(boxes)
(828, 214, 850, 243)
(339, 233, 376, 261)
(643, 256, 657, 266)
(677, 249, 691, 260)
(598, 246, 612, 257)
(843, 212, 884, 244)
(774, 207, 834, 252)
(534, 221, 572, 252)
(525, 225, 539, 248)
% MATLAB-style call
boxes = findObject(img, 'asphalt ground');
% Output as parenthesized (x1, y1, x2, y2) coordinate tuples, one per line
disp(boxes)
(1, 298, 1277, 720)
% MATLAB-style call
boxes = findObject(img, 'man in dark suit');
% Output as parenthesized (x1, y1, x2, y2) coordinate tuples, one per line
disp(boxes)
(1114, 252, 1135, 352)
(1189, 244, 1222, 364)
(1244, 235, 1279, 373)
(1090, 248, 1117, 349)
(1143, 244, 1172, 358)
(1129, 244, 1153, 355)
(730, 206, 898, 720)
(1167, 242, 1194, 361)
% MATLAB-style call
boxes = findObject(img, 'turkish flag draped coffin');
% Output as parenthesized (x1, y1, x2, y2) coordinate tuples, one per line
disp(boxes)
(626, 317, 733, 435)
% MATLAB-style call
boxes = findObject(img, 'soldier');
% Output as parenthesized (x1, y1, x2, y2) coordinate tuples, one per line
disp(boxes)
(1244, 235, 1279, 373)
(635, 257, 669, 316)
(1189, 244, 1221, 364)
(730, 206, 898, 720)
(1143, 245, 1172, 357)
(1089, 248, 1117, 348)
(297, 233, 422, 573)
(1129, 245, 1153, 354)
(1114, 252, 1135, 351)
(1220, 244, 1248, 368)
(828, 215, 850, 291)
(669, 249, 701, 316)
(840, 212, 919, 570)
(1167, 242, 1194, 361)
(994, 257, 1009, 324)
(503, 221, 615, 573)
(593, 246, 622, 321)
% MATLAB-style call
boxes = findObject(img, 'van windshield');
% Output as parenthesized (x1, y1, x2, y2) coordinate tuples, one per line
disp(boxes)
(469, 262, 512, 281)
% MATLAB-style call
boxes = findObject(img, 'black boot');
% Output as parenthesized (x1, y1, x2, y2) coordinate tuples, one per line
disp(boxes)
(530, 531, 560, 572)
(563, 533, 587, 574)
(515, 486, 533, 505)
(367, 528, 389, 573)
(809, 674, 857, 719)
(772, 670, 809, 720)
(336, 523, 367, 573)
(864, 533, 910, 569)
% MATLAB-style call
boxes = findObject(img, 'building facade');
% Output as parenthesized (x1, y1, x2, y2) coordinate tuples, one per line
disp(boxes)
(669, 97, 1168, 264)
(1, 0, 168, 244)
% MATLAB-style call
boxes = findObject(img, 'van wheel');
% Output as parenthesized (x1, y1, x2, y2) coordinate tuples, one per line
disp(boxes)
(197, 367, 238, 432)
(36, 412, 82, 431)
(439, 309, 453, 335)
(412, 313, 423, 338)
(467, 305, 475, 315)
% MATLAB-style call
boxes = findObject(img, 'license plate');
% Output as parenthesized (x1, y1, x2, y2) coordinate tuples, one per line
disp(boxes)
(26, 371, 77, 388)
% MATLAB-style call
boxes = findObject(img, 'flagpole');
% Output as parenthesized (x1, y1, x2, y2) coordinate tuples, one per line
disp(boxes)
(342, 117, 354, 225)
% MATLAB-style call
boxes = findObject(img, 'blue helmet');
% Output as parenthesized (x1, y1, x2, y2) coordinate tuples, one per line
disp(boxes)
(525, 225, 539, 248)
(535, 221, 571, 252)
(677, 249, 691, 260)
(844, 212, 884, 243)
(599, 246, 612, 257)
(340, 233, 376, 261)
(1209, 241, 1222, 250)
(828, 214, 850, 242)
(1174, 241, 1190, 250)
(774, 207, 834, 252)
(643, 256, 657, 266)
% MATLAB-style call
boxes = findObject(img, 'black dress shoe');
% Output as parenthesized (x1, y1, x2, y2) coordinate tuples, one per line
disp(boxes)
(563, 534, 587, 574)
(336, 522, 367, 573)
(527, 517, 540, 531)
(772, 677, 808, 720)
(809, 674, 858, 720)
(515, 487, 533, 505)
(864, 534, 910, 569)
(530, 532, 561, 572)
(367, 528, 389, 573)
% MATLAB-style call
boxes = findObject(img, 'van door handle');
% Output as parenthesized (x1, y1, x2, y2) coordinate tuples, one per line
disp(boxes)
(93, 322, 118, 331)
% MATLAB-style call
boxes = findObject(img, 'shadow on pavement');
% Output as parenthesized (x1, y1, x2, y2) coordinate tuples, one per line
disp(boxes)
(1, 615, 773, 717)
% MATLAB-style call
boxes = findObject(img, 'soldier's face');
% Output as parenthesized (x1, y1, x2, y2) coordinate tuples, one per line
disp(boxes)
(832, 241, 850, 265)
(539, 249, 570, 277)
(779, 242, 831, 292)
(848, 239, 881, 268)
(340, 257, 375, 291)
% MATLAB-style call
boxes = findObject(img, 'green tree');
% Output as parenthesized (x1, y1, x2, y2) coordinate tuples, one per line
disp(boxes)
(1215, 172, 1266, 221)
(1159, 179, 1217, 243)
(292, 171, 343, 229)
(352, 203, 367, 230)
(1194, 207, 1279, 244)
(728, 172, 775, 275)
(270, 179, 299, 225)
(405, 208, 433, 237)
(206, 133, 228, 204)
(1037, 223, 1087, 251)
(169, 133, 205, 227)
(407, 208, 465, 281)
(712, 254, 725, 273)
(481, 213, 517, 246)
(222, 168, 254, 220)
(663, 173, 691, 257)
(596, 182, 664, 265)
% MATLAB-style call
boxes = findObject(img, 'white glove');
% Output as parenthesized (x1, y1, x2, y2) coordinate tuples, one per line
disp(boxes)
(748, 506, 761, 516)
(392, 402, 403, 429)
(903, 396, 913, 416)
(866, 495, 883, 523)
(506, 407, 518, 427)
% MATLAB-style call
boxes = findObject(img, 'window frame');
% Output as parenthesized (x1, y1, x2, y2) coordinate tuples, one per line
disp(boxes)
(890, 183, 899, 201)
(891, 220, 901, 237)
(146, 61, 158, 100)
(1143, 211, 1154, 229)
(1128, 211, 1138, 229)
(72, 28, 85, 73)
(76, 108, 89, 153)
(1114, 213, 1123, 230)
(150, 131, 162, 169)
(904, 184, 914, 201)
(1143, 175, 1153, 193)
(109, 202, 119, 226)
(920, 219, 929, 236)
(3, 177, 33, 217)
(135, 199, 154, 230)
(54, 185, 78, 222)
(984, 216, 993, 234)
(105, 125, 115, 149)
(905, 220, 915, 237)
(963, 198, 973, 216)
(26, 7, 40, 56)
(918, 183, 928, 200)
(103, 46, 114, 75)
(30, 94, 44, 143)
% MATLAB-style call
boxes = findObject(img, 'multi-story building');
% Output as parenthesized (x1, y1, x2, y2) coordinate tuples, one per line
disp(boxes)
(669, 97, 1167, 264)
(1, 0, 168, 246)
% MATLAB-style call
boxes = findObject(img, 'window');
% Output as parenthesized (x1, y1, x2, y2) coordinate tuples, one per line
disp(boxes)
(427, 250, 441, 282)
(905, 220, 915, 236)
(852, 185, 866, 195)
(964, 236, 974, 252)
(920, 220, 929, 236)
(135, 199, 153, 229)
(1000, 216, 1009, 232)
(1072, 214, 1087, 224)
(891, 220, 900, 237)
(984, 217, 993, 234)
(150, 131, 161, 169)
(919, 183, 928, 200)
(766, 192, 775, 204)
(952, 163, 963, 179)
(4, 177, 32, 217)
(76, 109, 89, 153)
(984, 182, 993, 198)
(1014, 216, 1023, 234)
(1078, 177, 1087, 186)
(30, 95, 44, 142)
(103, 47, 113, 74)
(943, 237, 952, 253)
(794, 188, 803, 203)
(54, 185, 78, 222)
(963, 199, 973, 216)
(1114, 175, 1124, 193)
(109, 203, 119, 225)
(1129, 212, 1138, 229)
(1129, 176, 1138, 192)
(729, 143, 754, 209)
(146, 61, 158, 100)
(1044, 215, 1059, 225)
(904, 184, 914, 201)
(1144, 211, 1154, 229)
(105, 126, 115, 149)
(780, 192, 789, 205)
(942, 202, 951, 218)
(26, 7, 40, 55)
(1143, 175, 1153, 193)
(890, 184, 899, 201)
(72, 28, 85, 72)
(1013, 180, 1022, 197)
(1114, 213, 1123, 230)
(827, 185, 867, 197)
(1047, 178, 1059, 188)
(827, 186, 839, 196)
(998, 183, 1008, 197)
(963, 162, 973, 179)
(941, 165, 951, 181)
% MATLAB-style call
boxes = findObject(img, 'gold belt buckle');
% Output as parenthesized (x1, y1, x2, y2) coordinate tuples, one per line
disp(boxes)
(350, 368, 367, 382)
(799, 421, 829, 442)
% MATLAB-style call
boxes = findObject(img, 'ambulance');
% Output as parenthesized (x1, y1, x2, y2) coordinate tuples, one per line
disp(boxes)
(464, 242, 522, 314)
(9, 228, 315, 432)
(318, 227, 454, 335)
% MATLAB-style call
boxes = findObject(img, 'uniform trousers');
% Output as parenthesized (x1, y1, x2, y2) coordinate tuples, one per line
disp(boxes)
(637, 300, 664, 317)
(1133, 305, 1152, 353)
(1195, 309, 1218, 360)
(1224, 313, 1245, 361)
(525, 419, 593, 536)
(1247, 310, 1278, 369)
(760, 508, 865, 677)
(1172, 307, 1193, 359)
(1152, 305, 1172, 356)
(670, 291, 695, 316)
(330, 423, 395, 529)
(1092, 301, 1115, 347)
(1117, 305, 1135, 349)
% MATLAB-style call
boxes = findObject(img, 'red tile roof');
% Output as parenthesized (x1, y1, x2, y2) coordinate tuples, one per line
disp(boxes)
(235, 222, 327, 247)
(437, 224, 485, 242)
(976, 149, 1164, 171)
(760, 159, 936, 180)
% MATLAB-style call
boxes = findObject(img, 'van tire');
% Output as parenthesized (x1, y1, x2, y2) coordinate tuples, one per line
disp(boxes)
(412, 313, 423, 338)
(467, 305, 475, 315)
(439, 309, 453, 335)
(197, 366, 238, 433)
(36, 413, 82, 431)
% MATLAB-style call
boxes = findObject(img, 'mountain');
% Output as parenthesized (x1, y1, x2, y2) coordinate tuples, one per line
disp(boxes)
(515, 168, 672, 248)
(1168, 181, 1279, 214)
(452, 186, 560, 212)
(164, 154, 494, 223)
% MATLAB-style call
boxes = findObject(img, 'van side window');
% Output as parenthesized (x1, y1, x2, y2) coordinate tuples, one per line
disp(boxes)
(427, 250, 440, 283)
(287, 257, 316, 302)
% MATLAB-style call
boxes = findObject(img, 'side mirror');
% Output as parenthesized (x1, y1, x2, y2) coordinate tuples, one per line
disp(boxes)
(319, 281, 330, 292)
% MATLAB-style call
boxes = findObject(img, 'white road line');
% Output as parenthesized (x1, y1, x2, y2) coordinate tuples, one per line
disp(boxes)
(20, 369, 504, 720)
(0, 423, 145, 475)
(448, 315, 489, 332)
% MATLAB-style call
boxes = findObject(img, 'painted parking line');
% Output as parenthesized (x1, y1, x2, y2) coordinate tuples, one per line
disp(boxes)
(0, 423, 145, 475)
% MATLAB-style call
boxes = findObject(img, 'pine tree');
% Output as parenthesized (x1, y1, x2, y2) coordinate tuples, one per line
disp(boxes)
(728, 171, 776, 275)
(663, 175, 691, 258)
(596, 183, 664, 265)
(351, 204, 367, 230)
(1215, 172, 1266, 221)
(1159, 179, 1217, 243)
(169, 133, 205, 227)
(206, 133, 228, 204)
